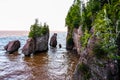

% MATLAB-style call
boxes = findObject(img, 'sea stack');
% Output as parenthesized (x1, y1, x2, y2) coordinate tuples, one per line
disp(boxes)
(50, 33, 57, 47)
(22, 19, 49, 56)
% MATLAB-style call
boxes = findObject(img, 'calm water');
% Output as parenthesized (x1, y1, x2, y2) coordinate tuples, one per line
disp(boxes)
(0, 31, 79, 80)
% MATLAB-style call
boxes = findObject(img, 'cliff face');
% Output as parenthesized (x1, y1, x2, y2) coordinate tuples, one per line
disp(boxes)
(66, 28, 74, 50)
(65, 0, 120, 79)
(72, 27, 83, 54)
(71, 27, 120, 80)
(66, 27, 82, 53)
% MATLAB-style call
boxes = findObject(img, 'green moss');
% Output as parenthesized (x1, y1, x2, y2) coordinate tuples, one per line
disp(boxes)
(78, 63, 91, 80)
(28, 19, 49, 38)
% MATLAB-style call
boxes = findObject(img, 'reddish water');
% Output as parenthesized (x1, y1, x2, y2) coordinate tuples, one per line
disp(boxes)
(0, 31, 79, 80)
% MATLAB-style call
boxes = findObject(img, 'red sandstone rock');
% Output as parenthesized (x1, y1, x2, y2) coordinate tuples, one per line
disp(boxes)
(22, 38, 34, 56)
(4, 40, 20, 53)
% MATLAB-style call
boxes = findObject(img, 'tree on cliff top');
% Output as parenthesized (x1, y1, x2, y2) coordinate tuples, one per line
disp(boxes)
(65, 0, 81, 29)
(28, 19, 49, 38)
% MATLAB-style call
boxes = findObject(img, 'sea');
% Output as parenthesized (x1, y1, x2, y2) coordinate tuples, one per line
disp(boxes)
(0, 31, 79, 80)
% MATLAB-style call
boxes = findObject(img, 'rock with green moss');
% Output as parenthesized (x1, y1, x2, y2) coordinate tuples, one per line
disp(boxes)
(65, 0, 81, 50)
(28, 19, 49, 38)
(22, 19, 49, 56)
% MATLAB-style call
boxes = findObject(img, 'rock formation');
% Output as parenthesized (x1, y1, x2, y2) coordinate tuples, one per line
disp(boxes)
(72, 28, 119, 80)
(22, 38, 34, 56)
(22, 19, 49, 56)
(4, 40, 20, 53)
(50, 33, 57, 47)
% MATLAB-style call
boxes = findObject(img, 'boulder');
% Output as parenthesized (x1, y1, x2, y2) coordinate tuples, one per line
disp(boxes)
(22, 38, 35, 56)
(4, 40, 20, 53)
(50, 33, 57, 47)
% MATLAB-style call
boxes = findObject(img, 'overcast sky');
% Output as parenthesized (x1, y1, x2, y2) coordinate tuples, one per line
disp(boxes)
(0, 0, 74, 31)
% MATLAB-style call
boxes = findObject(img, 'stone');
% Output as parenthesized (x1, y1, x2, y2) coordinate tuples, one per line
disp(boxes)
(22, 38, 34, 56)
(50, 33, 57, 47)
(4, 40, 20, 53)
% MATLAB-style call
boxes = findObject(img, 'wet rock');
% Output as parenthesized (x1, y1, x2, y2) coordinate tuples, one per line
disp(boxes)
(22, 38, 34, 56)
(4, 40, 20, 53)
(50, 33, 57, 47)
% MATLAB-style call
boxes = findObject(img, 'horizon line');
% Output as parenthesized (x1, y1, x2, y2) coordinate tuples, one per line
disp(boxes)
(0, 30, 67, 32)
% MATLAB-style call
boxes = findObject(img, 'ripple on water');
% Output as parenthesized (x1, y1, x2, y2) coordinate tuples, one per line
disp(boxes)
(0, 32, 79, 80)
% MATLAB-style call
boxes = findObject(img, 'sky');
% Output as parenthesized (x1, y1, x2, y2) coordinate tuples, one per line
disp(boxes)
(0, 0, 74, 31)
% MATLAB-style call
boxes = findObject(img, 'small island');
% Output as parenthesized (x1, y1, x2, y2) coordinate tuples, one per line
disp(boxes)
(22, 19, 49, 56)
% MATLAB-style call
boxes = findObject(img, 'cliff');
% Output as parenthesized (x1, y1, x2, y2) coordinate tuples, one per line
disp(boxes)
(72, 27, 119, 80)
(65, 0, 120, 79)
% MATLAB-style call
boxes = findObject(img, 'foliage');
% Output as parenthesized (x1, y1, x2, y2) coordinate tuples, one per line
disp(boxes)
(28, 19, 49, 38)
(93, 42, 107, 59)
(93, 1, 120, 57)
(78, 63, 91, 80)
(81, 0, 101, 31)
(65, 0, 81, 29)
(80, 30, 91, 48)
(66, 0, 120, 59)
